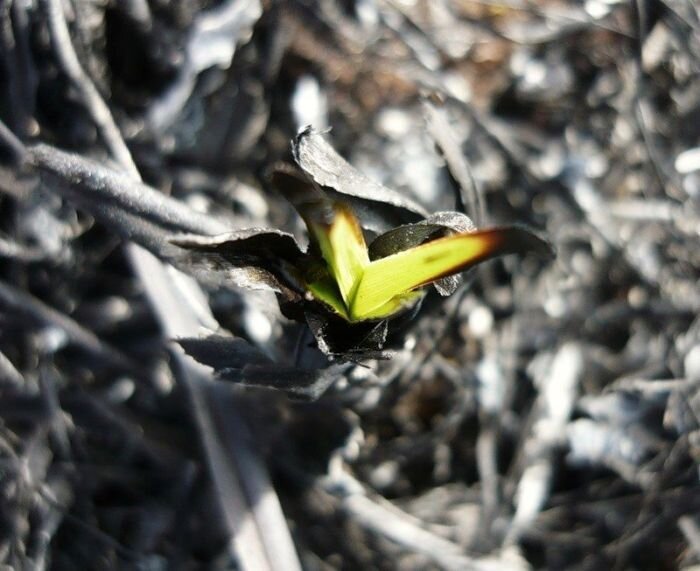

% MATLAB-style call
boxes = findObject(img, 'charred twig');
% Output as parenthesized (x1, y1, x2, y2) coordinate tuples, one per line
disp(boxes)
(0, 278, 138, 373)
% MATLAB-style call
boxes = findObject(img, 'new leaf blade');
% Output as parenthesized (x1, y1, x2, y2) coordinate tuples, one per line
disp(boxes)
(351, 227, 551, 320)
(309, 204, 369, 306)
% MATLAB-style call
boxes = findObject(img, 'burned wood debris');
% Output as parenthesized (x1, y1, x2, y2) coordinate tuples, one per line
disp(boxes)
(0, 0, 699, 569)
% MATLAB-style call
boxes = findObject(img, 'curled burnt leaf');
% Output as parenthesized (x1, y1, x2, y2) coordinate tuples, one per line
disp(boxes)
(177, 335, 271, 370)
(293, 127, 428, 233)
(172, 228, 308, 300)
(177, 335, 350, 400)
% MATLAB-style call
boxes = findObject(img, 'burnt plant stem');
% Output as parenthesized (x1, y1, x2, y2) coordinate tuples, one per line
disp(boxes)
(29, 143, 227, 237)
(44, 0, 138, 178)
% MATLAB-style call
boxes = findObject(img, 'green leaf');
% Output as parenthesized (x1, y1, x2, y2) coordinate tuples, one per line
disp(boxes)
(306, 276, 349, 320)
(304, 201, 551, 323)
(354, 290, 423, 320)
(308, 204, 369, 306)
(350, 227, 549, 320)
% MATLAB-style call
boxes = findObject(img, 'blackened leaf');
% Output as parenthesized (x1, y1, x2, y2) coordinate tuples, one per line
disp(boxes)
(177, 335, 271, 370)
(293, 127, 428, 215)
(433, 272, 461, 298)
(268, 163, 328, 223)
(173, 228, 305, 264)
(425, 211, 477, 233)
(368, 212, 475, 260)
(368, 224, 446, 261)
(172, 229, 307, 296)
(178, 334, 348, 400)
(293, 127, 428, 232)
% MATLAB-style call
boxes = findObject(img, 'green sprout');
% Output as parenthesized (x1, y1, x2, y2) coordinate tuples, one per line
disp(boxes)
(303, 201, 539, 322)
(174, 129, 553, 359)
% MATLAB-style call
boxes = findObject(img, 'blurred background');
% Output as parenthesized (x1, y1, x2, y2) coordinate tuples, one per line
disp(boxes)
(0, 0, 699, 569)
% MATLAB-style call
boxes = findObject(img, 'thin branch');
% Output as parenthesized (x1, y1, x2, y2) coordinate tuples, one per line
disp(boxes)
(324, 471, 525, 571)
(0, 279, 138, 373)
(0, 349, 25, 387)
(44, 0, 138, 177)
(29, 143, 227, 238)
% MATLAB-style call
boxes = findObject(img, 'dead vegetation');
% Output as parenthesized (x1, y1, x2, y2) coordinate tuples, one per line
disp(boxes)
(0, 1, 699, 569)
